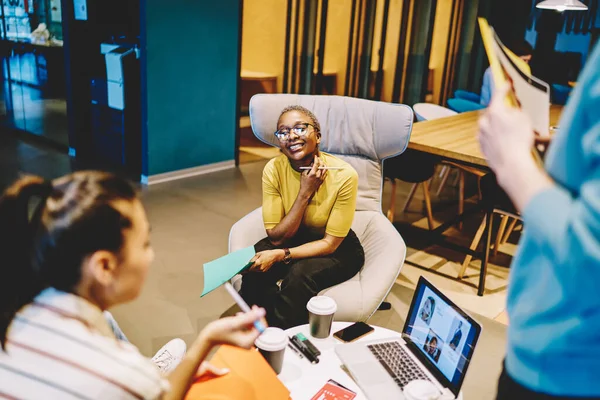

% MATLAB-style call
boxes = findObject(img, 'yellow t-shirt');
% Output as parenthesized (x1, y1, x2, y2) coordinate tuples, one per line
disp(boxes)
(262, 152, 358, 237)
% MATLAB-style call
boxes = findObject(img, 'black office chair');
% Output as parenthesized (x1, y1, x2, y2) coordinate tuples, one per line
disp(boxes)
(383, 149, 440, 229)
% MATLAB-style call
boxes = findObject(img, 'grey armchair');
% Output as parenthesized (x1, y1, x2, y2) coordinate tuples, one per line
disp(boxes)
(229, 94, 414, 321)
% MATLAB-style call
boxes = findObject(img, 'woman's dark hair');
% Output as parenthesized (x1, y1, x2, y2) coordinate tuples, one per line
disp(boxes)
(510, 40, 534, 57)
(0, 171, 138, 349)
(279, 105, 321, 134)
(427, 297, 435, 312)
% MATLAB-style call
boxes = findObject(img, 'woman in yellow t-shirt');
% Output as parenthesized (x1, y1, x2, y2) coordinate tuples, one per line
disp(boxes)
(240, 105, 365, 329)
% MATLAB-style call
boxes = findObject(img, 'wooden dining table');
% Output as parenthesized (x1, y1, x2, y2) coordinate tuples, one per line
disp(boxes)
(402, 104, 564, 296)
(408, 105, 564, 167)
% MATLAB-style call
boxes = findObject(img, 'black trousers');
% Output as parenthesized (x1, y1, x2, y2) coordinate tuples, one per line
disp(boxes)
(497, 366, 600, 400)
(239, 229, 365, 329)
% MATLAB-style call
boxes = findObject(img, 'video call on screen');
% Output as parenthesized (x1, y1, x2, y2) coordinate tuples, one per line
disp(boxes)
(406, 286, 473, 383)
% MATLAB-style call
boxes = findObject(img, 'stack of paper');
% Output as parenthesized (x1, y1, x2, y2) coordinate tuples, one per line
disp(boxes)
(478, 18, 551, 138)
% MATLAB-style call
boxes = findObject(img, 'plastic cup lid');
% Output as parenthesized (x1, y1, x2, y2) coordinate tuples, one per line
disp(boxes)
(255, 327, 288, 352)
(403, 380, 440, 400)
(307, 296, 337, 315)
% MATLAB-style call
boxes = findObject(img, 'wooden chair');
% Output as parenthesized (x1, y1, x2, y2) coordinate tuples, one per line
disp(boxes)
(410, 104, 487, 230)
(459, 173, 522, 296)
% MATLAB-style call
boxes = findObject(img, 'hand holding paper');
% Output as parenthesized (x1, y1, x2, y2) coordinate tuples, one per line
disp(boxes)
(478, 83, 554, 213)
(478, 18, 549, 167)
(478, 18, 550, 134)
(479, 84, 536, 173)
(201, 246, 256, 296)
(249, 249, 284, 272)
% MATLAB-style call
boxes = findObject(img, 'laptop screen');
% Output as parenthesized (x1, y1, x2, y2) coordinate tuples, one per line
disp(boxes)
(402, 277, 481, 395)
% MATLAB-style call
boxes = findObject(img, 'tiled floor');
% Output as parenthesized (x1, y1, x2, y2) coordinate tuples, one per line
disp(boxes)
(0, 132, 72, 187)
(0, 136, 511, 399)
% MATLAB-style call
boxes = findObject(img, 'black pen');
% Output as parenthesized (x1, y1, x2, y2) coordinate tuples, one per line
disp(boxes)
(287, 343, 304, 359)
(290, 335, 319, 364)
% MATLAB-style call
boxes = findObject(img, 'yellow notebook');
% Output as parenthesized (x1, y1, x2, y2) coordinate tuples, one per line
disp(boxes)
(185, 345, 291, 400)
(478, 18, 550, 165)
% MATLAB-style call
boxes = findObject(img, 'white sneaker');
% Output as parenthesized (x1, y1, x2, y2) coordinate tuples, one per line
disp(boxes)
(151, 338, 187, 374)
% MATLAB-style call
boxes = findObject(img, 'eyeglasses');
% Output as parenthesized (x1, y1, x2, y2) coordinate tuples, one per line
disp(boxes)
(274, 123, 314, 141)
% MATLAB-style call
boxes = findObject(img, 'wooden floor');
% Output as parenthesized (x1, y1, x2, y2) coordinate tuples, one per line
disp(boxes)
(384, 170, 516, 325)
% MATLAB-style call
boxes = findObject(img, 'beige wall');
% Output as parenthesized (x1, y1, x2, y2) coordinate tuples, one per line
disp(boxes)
(241, 0, 423, 102)
(371, 0, 385, 72)
(429, 0, 453, 104)
(241, 0, 287, 92)
(322, 0, 353, 94)
(350, 0, 407, 102)
(380, 0, 405, 102)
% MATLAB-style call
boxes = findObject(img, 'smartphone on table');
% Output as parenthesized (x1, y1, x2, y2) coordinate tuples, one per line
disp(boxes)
(333, 322, 374, 343)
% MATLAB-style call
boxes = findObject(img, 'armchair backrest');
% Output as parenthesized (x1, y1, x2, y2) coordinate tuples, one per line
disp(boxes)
(249, 94, 413, 212)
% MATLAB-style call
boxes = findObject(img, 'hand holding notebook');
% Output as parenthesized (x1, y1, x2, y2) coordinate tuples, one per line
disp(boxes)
(478, 18, 551, 167)
(201, 246, 255, 296)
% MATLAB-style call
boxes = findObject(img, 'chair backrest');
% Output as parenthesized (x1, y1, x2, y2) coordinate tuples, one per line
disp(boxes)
(413, 103, 457, 121)
(249, 94, 413, 213)
(454, 90, 481, 104)
(447, 98, 486, 113)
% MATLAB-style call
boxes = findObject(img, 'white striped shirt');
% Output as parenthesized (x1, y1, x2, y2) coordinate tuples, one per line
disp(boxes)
(0, 288, 170, 400)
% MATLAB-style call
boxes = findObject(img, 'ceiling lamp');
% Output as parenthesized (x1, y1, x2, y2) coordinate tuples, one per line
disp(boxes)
(536, 0, 588, 11)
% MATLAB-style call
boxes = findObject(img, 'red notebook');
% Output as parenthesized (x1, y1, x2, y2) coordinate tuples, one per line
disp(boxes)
(311, 380, 357, 400)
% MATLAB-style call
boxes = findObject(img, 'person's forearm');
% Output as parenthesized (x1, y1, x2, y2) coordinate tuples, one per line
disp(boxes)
(267, 192, 312, 246)
(496, 155, 554, 212)
(164, 334, 212, 400)
(290, 238, 340, 259)
(266, 239, 340, 264)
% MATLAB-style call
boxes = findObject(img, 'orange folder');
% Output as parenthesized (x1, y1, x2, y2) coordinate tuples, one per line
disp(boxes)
(184, 345, 291, 400)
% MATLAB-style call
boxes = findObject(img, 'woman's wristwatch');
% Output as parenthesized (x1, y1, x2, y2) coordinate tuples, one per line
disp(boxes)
(282, 248, 292, 264)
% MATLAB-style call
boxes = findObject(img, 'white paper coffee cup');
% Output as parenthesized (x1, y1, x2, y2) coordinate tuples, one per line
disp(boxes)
(254, 327, 287, 374)
(403, 380, 441, 400)
(307, 296, 337, 338)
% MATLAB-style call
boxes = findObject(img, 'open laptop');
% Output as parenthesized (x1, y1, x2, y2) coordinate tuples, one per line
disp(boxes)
(336, 277, 482, 399)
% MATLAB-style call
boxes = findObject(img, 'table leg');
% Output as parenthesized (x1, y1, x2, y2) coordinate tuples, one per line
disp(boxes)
(501, 218, 518, 244)
(460, 217, 487, 278)
(436, 166, 451, 196)
(494, 215, 509, 257)
(422, 181, 435, 230)
(458, 171, 465, 230)
(402, 183, 418, 213)
(478, 212, 494, 296)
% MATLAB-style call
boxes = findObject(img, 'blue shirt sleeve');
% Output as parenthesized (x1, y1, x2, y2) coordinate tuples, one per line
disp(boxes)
(522, 121, 600, 273)
(520, 49, 600, 282)
(480, 67, 493, 106)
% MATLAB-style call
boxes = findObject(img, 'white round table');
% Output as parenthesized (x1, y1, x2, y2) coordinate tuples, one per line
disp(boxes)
(278, 322, 463, 400)
(279, 322, 398, 399)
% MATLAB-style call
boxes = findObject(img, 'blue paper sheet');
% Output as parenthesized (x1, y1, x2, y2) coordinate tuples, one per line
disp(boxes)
(201, 246, 256, 297)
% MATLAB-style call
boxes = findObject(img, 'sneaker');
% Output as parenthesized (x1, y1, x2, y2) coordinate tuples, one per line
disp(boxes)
(151, 338, 187, 374)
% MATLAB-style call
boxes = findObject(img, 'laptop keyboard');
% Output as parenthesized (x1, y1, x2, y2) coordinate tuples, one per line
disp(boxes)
(367, 342, 432, 388)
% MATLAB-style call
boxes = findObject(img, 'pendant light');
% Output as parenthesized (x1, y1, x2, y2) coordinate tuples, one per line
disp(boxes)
(536, 0, 588, 11)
